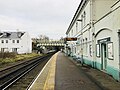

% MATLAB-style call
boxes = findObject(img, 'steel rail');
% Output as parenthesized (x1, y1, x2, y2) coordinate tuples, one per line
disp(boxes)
(0, 52, 55, 90)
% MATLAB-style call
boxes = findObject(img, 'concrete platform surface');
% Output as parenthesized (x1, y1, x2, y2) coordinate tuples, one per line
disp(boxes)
(28, 52, 120, 90)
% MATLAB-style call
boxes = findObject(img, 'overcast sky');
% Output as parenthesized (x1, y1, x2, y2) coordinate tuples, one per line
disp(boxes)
(0, 0, 81, 40)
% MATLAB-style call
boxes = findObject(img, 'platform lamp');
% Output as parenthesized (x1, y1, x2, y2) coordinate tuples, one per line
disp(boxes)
(77, 19, 83, 65)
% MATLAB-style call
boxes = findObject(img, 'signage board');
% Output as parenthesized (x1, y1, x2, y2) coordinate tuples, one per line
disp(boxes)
(65, 37, 77, 41)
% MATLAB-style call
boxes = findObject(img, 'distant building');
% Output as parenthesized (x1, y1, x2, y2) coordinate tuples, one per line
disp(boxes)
(0, 31, 32, 54)
(66, 0, 120, 81)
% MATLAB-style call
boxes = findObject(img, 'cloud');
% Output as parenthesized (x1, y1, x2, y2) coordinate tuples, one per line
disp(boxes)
(0, 0, 81, 39)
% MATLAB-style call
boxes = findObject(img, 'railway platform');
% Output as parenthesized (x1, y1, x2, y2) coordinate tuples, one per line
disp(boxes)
(28, 51, 120, 90)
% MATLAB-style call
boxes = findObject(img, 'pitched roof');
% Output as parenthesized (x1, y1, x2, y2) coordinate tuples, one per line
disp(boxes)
(0, 32, 25, 39)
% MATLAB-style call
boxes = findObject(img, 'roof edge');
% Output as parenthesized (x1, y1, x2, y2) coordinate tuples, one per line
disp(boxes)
(66, 0, 86, 35)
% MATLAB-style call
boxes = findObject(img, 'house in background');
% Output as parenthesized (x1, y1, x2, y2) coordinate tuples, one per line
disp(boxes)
(0, 31, 32, 54)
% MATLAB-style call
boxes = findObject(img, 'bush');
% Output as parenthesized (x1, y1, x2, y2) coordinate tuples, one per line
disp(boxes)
(0, 52, 16, 59)
(0, 53, 41, 64)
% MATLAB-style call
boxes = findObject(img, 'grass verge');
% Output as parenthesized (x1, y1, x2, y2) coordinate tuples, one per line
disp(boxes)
(0, 53, 42, 65)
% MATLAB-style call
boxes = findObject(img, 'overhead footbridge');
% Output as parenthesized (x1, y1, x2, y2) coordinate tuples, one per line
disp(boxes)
(36, 40, 65, 51)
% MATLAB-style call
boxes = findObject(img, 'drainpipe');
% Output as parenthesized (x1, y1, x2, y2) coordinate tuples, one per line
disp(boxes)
(117, 29, 120, 81)
(90, 0, 95, 67)
(77, 19, 83, 65)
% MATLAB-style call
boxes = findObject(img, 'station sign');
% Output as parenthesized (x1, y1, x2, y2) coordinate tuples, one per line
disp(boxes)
(65, 37, 77, 41)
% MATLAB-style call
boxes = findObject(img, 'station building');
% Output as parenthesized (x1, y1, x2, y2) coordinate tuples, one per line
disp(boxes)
(66, 0, 120, 81)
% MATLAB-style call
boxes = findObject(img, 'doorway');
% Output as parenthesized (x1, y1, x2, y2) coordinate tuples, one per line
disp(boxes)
(101, 43, 107, 70)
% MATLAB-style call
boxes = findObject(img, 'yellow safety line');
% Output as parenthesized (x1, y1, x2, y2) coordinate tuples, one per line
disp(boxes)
(43, 52, 58, 90)
(43, 58, 53, 90)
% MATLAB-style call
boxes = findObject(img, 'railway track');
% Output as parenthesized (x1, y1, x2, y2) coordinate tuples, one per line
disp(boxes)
(0, 52, 55, 90)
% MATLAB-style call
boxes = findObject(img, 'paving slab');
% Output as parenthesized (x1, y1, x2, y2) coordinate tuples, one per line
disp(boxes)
(28, 52, 120, 90)
(55, 52, 101, 90)
(69, 55, 120, 90)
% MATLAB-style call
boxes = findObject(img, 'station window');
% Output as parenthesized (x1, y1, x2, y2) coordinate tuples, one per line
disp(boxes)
(71, 29, 73, 36)
(76, 22, 78, 33)
(89, 45, 92, 56)
(83, 11, 86, 26)
(85, 42, 88, 55)
(81, 15, 83, 29)
(75, 47, 76, 54)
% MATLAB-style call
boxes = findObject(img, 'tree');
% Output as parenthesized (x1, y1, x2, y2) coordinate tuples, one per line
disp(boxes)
(38, 35, 49, 42)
